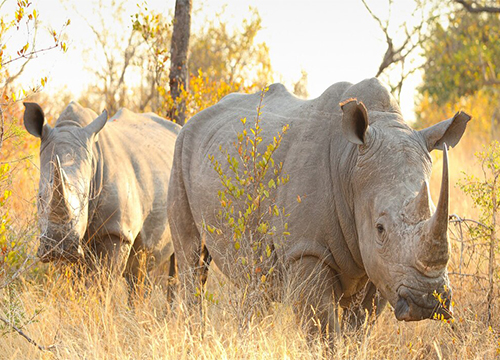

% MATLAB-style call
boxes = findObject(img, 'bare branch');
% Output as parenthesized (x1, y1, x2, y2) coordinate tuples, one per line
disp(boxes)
(362, 0, 428, 82)
(454, 0, 500, 13)
(448, 272, 488, 280)
(449, 214, 491, 229)
(0, 315, 55, 352)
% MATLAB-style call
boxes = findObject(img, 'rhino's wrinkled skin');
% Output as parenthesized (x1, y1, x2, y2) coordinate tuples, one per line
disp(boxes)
(24, 102, 180, 283)
(167, 78, 471, 335)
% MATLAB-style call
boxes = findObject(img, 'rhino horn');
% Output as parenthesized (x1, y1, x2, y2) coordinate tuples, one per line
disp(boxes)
(48, 155, 71, 223)
(420, 144, 450, 269)
(406, 180, 433, 222)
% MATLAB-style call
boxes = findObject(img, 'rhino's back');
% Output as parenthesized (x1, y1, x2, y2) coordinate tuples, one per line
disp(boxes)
(175, 82, 353, 247)
(91, 108, 180, 249)
(181, 81, 351, 158)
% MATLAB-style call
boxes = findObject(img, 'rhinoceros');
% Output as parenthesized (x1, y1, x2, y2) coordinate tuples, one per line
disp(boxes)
(24, 102, 180, 285)
(166, 78, 471, 335)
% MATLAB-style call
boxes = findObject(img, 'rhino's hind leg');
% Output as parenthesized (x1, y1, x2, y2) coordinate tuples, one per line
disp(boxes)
(168, 197, 210, 307)
(286, 256, 341, 344)
(171, 223, 211, 303)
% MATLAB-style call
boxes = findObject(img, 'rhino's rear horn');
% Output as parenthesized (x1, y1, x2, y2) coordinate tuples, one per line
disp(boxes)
(420, 144, 450, 269)
(405, 180, 433, 223)
(48, 156, 71, 223)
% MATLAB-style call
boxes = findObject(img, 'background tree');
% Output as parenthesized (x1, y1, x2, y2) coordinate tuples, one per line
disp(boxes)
(419, 10, 500, 105)
(189, 7, 271, 88)
(361, 0, 438, 99)
(167, 0, 192, 125)
(415, 8, 500, 140)
(74, 1, 145, 115)
(76, 1, 273, 119)
(292, 69, 309, 99)
(133, 4, 273, 121)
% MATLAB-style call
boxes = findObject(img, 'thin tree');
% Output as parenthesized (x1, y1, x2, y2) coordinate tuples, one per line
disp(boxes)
(168, 0, 191, 125)
(361, 0, 436, 99)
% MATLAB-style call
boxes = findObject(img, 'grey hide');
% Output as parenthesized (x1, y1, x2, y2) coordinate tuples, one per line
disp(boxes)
(24, 101, 180, 285)
(166, 78, 471, 336)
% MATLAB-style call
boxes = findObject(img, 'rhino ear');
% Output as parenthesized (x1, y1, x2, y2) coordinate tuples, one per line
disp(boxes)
(340, 98, 369, 145)
(23, 102, 51, 138)
(84, 110, 108, 139)
(419, 111, 472, 151)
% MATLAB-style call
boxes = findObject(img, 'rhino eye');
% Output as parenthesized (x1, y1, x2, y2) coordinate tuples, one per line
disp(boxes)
(376, 224, 385, 234)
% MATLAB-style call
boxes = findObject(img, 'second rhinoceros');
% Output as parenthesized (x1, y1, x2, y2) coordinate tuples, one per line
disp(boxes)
(24, 102, 180, 285)
(167, 78, 471, 335)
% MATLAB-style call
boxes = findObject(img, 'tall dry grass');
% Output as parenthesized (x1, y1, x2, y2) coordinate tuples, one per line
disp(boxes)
(1, 257, 499, 360)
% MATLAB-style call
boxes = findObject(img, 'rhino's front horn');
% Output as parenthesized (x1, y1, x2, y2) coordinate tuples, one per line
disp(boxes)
(48, 156, 71, 223)
(419, 144, 450, 270)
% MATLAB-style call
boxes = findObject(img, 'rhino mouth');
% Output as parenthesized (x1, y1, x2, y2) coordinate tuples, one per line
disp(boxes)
(394, 285, 452, 321)
(37, 235, 85, 263)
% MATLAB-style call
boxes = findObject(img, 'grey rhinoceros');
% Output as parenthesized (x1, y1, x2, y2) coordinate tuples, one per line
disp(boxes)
(167, 78, 471, 335)
(24, 101, 180, 285)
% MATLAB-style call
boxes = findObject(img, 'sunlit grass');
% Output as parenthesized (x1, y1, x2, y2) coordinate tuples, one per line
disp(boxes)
(1, 255, 498, 360)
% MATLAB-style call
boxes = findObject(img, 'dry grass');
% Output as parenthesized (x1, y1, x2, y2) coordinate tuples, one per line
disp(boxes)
(0, 258, 499, 360)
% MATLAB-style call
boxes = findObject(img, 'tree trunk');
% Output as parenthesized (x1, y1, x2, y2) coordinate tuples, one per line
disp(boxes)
(168, 0, 191, 126)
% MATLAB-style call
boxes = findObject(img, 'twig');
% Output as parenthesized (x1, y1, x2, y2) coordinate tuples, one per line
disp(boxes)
(0, 315, 55, 352)
(454, 0, 500, 13)
(0, 45, 61, 68)
(449, 214, 490, 229)
(448, 272, 488, 280)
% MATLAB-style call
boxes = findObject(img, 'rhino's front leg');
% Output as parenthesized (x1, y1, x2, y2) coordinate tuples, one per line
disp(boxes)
(287, 256, 341, 343)
(91, 234, 133, 277)
(341, 281, 388, 332)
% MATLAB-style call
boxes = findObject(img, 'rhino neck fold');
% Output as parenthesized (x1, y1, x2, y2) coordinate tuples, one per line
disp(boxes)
(330, 139, 365, 272)
(87, 139, 104, 227)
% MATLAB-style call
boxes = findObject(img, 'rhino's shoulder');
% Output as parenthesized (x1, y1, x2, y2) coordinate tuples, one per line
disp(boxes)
(340, 78, 402, 117)
(55, 101, 99, 127)
(216, 83, 297, 109)
(143, 112, 182, 134)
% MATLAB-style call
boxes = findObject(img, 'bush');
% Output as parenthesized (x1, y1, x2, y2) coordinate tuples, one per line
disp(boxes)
(457, 141, 500, 325)
(204, 87, 291, 322)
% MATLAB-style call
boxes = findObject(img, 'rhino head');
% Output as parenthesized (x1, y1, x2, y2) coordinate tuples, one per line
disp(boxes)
(341, 98, 471, 322)
(24, 103, 108, 263)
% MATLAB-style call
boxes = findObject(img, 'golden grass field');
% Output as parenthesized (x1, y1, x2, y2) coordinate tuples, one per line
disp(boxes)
(1, 257, 499, 360)
(1, 120, 499, 359)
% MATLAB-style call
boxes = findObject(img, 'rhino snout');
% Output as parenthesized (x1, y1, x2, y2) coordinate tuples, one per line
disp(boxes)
(394, 285, 453, 321)
(37, 235, 84, 263)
